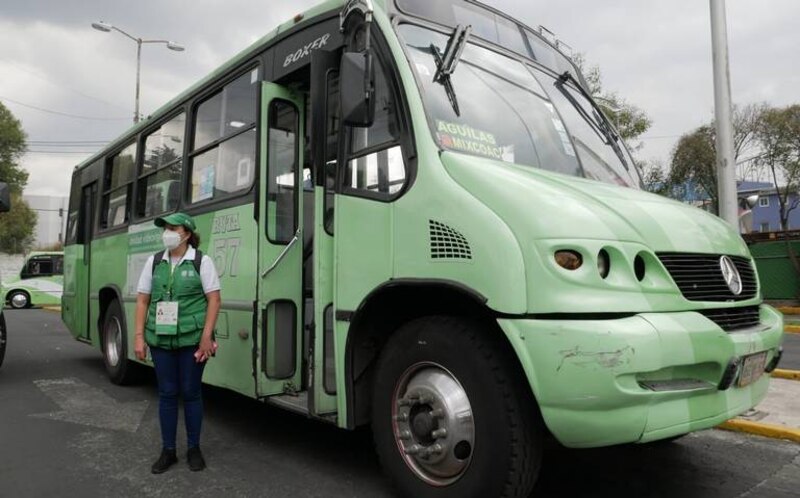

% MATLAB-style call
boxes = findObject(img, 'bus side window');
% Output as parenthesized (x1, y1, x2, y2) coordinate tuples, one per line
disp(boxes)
(344, 54, 405, 196)
(137, 112, 185, 218)
(189, 67, 259, 205)
(53, 255, 64, 275)
(101, 142, 136, 229)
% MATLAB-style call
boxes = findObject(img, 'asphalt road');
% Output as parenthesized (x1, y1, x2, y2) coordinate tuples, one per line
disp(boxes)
(0, 309, 798, 498)
(778, 332, 800, 370)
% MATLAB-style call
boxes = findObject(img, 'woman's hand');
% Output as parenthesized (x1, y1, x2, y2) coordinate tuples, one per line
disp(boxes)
(196, 335, 215, 363)
(134, 335, 148, 361)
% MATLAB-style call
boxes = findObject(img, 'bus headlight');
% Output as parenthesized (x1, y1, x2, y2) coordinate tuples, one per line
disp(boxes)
(555, 250, 582, 270)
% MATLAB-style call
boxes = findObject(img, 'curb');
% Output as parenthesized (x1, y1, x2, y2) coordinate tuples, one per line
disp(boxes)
(41, 306, 61, 313)
(777, 306, 800, 315)
(772, 369, 800, 381)
(718, 419, 800, 444)
(785, 325, 800, 334)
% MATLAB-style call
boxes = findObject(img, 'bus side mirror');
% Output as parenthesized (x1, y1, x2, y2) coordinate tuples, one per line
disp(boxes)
(340, 51, 375, 127)
(0, 182, 10, 213)
(745, 195, 759, 209)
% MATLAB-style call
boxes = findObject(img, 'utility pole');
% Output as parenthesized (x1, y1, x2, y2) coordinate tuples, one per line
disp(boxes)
(710, 0, 738, 226)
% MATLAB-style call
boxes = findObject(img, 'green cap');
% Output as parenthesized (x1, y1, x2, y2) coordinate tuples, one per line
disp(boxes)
(154, 212, 197, 232)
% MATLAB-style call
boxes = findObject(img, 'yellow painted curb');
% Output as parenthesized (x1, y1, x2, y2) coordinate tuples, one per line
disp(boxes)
(41, 306, 61, 313)
(777, 306, 800, 315)
(718, 419, 800, 444)
(785, 325, 800, 334)
(772, 369, 800, 381)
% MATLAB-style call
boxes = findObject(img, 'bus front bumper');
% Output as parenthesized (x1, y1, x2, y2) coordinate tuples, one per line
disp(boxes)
(498, 304, 784, 448)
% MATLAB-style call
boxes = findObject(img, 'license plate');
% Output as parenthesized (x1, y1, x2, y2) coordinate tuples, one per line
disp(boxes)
(738, 351, 768, 387)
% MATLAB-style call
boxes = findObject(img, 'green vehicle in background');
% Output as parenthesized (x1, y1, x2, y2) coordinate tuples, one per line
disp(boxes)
(61, 1, 784, 496)
(1, 252, 64, 309)
(0, 181, 11, 368)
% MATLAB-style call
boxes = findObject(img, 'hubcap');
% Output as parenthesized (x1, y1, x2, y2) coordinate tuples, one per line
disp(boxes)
(104, 316, 122, 367)
(392, 362, 475, 487)
(11, 293, 28, 308)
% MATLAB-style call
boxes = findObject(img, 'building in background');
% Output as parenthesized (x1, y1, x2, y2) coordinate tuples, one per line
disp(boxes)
(22, 195, 68, 249)
(737, 182, 800, 233)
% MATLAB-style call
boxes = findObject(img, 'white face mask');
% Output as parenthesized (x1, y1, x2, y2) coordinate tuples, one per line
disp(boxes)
(162, 230, 185, 250)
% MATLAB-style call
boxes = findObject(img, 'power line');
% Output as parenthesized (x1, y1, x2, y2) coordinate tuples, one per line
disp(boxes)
(0, 96, 130, 121)
(0, 59, 134, 113)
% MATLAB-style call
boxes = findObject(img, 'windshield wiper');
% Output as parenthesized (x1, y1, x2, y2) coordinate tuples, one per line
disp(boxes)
(431, 24, 472, 116)
(554, 71, 630, 170)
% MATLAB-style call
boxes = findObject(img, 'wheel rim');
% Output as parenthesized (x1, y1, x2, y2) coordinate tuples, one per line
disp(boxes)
(11, 293, 28, 309)
(391, 362, 475, 487)
(104, 316, 123, 367)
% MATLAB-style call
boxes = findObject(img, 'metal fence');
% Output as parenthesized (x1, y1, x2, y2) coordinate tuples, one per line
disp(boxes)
(745, 232, 800, 300)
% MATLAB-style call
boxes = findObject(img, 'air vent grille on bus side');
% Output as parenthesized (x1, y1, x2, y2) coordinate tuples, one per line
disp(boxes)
(657, 253, 757, 302)
(429, 220, 472, 260)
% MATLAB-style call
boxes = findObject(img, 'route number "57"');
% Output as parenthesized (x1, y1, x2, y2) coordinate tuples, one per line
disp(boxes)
(212, 238, 241, 277)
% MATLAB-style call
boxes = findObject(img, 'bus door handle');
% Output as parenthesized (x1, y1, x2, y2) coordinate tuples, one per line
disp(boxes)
(261, 228, 301, 278)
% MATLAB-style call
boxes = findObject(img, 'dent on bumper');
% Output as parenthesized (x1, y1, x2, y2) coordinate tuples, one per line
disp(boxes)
(498, 305, 784, 448)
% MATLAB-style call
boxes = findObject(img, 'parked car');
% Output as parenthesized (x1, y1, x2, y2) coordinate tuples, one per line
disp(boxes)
(2, 252, 64, 309)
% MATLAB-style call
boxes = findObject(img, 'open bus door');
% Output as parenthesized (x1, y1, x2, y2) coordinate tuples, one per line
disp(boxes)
(64, 181, 97, 343)
(255, 82, 305, 398)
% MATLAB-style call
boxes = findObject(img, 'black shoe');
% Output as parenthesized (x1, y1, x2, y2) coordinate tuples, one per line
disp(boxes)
(187, 446, 206, 471)
(151, 449, 178, 474)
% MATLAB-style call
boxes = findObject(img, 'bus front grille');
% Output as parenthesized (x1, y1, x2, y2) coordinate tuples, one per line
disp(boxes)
(699, 306, 761, 332)
(657, 253, 758, 302)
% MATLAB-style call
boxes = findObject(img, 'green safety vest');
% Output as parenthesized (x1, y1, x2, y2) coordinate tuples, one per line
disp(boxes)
(145, 252, 208, 349)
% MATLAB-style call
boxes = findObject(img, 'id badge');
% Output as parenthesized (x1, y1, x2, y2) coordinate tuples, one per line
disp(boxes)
(155, 301, 179, 335)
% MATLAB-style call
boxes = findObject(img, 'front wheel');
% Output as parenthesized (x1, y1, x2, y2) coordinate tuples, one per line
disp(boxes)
(101, 300, 139, 385)
(0, 313, 7, 368)
(9, 291, 30, 309)
(372, 316, 542, 498)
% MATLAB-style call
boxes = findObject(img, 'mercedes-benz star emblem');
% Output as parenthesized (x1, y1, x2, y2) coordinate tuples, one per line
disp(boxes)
(719, 256, 742, 295)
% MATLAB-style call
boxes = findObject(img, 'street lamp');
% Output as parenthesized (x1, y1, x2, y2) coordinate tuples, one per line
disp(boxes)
(91, 21, 185, 123)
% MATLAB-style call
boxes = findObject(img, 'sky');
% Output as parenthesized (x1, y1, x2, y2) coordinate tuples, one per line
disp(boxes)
(1, 0, 799, 197)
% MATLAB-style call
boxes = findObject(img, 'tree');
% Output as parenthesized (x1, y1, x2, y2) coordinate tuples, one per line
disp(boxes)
(668, 104, 766, 213)
(638, 160, 670, 195)
(0, 101, 35, 253)
(755, 106, 800, 230)
(0, 194, 37, 253)
(572, 54, 652, 147)
(0, 102, 28, 193)
(669, 125, 718, 209)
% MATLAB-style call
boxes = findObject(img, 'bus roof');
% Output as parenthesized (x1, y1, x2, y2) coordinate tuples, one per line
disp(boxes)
(74, 0, 348, 173)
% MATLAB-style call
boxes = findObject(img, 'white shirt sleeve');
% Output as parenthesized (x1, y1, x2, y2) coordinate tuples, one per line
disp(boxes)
(136, 255, 156, 294)
(200, 255, 221, 294)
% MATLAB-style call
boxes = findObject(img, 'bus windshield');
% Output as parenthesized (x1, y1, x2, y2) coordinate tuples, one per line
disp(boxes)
(397, 23, 641, 188)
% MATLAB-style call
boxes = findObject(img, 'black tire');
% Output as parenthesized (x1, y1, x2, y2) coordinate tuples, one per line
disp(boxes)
(371, 316, 542, 498)
(0, 313, 7, 369)
(101, 299, 138, 385)
(8, 290, 30, 309)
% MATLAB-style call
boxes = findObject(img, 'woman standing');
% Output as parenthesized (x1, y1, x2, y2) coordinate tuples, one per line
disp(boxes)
(133, 212, 221, 474)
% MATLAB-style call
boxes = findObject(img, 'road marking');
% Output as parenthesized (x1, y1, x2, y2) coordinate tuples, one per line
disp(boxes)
(773, 369, 800, 381)
(718, 419, 800, 444)
(30, 377, 148, 433)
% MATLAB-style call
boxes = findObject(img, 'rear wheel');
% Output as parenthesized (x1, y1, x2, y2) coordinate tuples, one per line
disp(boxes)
(101, 299, 138, 385)
(371, 316, 542, 498)
(9, 291, 30, 309)
(0, 313, 7, 368)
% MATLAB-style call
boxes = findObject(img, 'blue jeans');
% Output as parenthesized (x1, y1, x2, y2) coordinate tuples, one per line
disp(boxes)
(151, 346, 206, 450)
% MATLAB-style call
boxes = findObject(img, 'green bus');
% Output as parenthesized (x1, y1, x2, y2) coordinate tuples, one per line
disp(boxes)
(0, 181, 10, 368)
(62, 1, 784, 496)
(1, 251, 64, 309)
